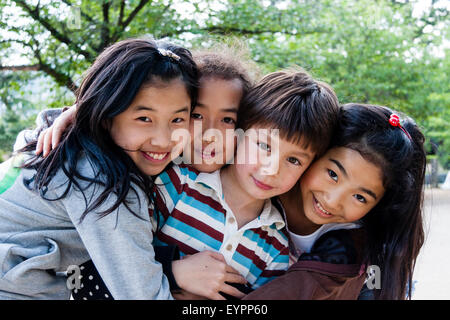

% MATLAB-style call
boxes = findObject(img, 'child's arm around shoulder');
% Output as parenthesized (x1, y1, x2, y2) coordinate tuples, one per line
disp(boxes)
(13, 108, 65, 152)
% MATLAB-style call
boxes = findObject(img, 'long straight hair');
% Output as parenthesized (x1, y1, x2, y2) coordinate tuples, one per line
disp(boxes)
(21, 38, 199, 223)
(332, 103, 426, 299)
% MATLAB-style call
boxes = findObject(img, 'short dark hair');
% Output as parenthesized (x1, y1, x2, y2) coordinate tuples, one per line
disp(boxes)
(237, 68, 340, 156)
(192, 43, 259, 100)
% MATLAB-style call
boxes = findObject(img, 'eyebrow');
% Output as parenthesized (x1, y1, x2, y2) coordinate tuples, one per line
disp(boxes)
(330, 158, 347, 176)
(329, 158, 378, 200)
(292, 151, 312, 160)
(134, 106, 189, 113)
(195, 103, 238, 113)
(360, 187, 378, 200)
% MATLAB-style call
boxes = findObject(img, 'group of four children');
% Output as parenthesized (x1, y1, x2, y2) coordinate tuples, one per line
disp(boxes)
(0, 37, 426, 300)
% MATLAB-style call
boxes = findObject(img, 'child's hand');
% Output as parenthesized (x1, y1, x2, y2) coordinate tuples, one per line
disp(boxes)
(172, 289, 208, 300)
(172, 251, 248, 300)
(36, 105, 76, 157)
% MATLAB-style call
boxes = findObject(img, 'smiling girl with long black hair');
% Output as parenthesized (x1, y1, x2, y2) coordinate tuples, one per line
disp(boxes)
(0, 38, 198, 299)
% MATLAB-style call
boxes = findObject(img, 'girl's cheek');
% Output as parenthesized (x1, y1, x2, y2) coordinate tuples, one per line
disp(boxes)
(299, 170, 315, 192)
(296, 166, 310, 182)
(110, 131, 130, 150)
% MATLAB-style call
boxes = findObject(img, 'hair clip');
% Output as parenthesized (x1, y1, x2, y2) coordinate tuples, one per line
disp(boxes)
(157, 48, 181, 61)
(389, 114, 412, 141)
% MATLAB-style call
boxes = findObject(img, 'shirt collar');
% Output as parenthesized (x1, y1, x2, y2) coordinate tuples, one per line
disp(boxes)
(195, 169, 224, 197)
(258, 199, 286, 230)
(195, 170, 285, 230)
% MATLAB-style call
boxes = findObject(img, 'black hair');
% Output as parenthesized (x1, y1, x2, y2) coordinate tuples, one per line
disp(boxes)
(192, 43, 259, 100)
(21, 38, 199, 223)
(332, 103, 426, 300)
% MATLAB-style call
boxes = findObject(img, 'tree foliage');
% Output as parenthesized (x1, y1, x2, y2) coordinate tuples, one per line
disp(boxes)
(0, 0, 449, 165)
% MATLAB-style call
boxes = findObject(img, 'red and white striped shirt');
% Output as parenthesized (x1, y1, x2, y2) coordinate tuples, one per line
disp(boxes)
(153, 164, 290, 288)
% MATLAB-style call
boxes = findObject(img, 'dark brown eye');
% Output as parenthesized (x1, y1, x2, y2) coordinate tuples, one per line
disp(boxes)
(222, 117, 236, 125)
(328, 169, 338, 182)
(172, 117, 186, 123)
(354, 194, 367, 203)
(191, 113, 203, 120)
(137, 117, 151, 122)
(287, 157, 301, 166)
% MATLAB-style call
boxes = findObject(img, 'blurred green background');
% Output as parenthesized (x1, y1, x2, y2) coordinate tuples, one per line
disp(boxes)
(0, 0, 449, 185)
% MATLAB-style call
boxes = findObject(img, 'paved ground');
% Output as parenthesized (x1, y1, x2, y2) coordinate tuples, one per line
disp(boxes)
(412, 187, 450, 300)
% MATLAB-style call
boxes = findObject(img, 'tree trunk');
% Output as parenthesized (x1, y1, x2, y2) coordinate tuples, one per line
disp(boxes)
(430, 157, 439, 188)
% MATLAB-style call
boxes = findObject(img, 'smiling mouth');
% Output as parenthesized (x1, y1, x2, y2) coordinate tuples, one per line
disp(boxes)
(195, 148, 217, 160)
(252, 176, 273, 191)
(141, 151, 170, 162)
(313, 195, 333, 218)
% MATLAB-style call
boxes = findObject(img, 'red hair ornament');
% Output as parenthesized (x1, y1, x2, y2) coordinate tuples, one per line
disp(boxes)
(389, 114, 412, 141)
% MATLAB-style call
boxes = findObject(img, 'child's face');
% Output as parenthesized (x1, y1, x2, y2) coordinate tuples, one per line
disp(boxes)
(232, 126, 315, 200)
(299, 147, 385, 226)
(187, 77, 242, 172)
(110, 78, 191, 176)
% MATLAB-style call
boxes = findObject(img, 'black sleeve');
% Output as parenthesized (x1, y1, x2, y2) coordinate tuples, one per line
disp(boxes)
(357, 283, 375, 300)
(298, 229, 358, 264)
(154, 245, 181, 291)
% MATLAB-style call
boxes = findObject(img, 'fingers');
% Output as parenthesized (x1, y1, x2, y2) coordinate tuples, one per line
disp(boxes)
(225, 272, 248, 284)
(50, 108, 75, 149)
(206, 251, 226, 263)
(209, 292, 227, 300)
(35, 107, 75, 157)
(51, 120, 65, 150)
(219, 284, 246, 299)
(42, 127, 53, 157)
(204, 250, 247, 281)
(35, 128, 52, 157)
(172, 250, 249, 300)
(35, 129, 46, 155)
(225, 264, 243, 275)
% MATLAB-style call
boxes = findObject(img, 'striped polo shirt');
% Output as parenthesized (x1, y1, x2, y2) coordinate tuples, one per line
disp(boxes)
(153, 164, 290, 289)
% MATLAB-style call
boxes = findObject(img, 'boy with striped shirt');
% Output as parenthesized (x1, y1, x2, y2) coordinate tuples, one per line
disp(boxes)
(154, 69, 340, 291)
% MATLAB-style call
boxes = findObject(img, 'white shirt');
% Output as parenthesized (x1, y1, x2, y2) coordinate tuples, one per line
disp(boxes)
(275, 198, 360, 256)
(288, 222, 360, 255)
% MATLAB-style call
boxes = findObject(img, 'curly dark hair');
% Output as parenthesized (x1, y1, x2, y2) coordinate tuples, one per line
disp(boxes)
(192, 44, 258, 100)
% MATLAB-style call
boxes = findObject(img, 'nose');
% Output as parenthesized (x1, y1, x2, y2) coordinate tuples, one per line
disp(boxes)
(150, 125, 172, 149)
(257, 154, 280, 177)
(323, 189, 344, 211)
(202, 119, 217, 143)
(203, 118, 214, 132)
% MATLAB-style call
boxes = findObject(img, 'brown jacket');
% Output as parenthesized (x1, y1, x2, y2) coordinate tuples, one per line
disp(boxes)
(243, 228, 368, 300)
